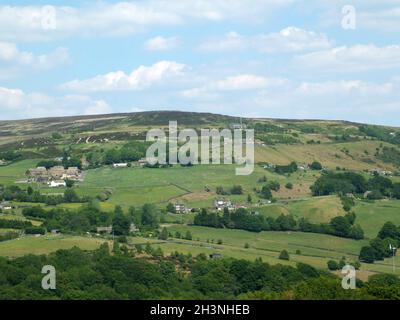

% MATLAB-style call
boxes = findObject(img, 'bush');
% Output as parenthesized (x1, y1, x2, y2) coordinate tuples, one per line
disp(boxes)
(285, 182, 293, 189)
(310, 161, 322, 170)
(279, 249, 290, 260)
(230, 185, 243, 195)
(25, 227, 46, 235)
(359, 246, 375, 263)
(327, 260, 339, 271)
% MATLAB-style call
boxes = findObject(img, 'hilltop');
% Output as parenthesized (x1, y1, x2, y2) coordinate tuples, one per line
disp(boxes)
(0, 110, 399, 172)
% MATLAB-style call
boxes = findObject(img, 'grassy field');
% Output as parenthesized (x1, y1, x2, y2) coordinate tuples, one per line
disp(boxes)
(255, 141, 395, 171)
(0, 159, 42, 184)
(354, 200, 400, 238)
(0, 235, 110, 257)
(78, 164, 319, 209)
(161, 224, 400, 278)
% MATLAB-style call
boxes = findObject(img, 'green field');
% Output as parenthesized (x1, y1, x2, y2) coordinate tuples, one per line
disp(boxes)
(161, 224, 400, 277)
(0, 235, 109, 257)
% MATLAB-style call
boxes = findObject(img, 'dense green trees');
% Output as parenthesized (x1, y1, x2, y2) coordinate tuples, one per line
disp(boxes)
(312, 171, 400, 199)
(359, 221, 399, 263)
(0, 246, 397, 300)
(0, 185, 85, 205)
(194, 208, 364, 239)
(311, 172, 368, 196)
(103, 141, 149, 165)
(112, 206, 130, 235)
(274, 161, 298, 174)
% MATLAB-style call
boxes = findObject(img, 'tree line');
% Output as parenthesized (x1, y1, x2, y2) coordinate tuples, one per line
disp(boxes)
(193, 208, 364, 239)
(0, 245, 399, 300)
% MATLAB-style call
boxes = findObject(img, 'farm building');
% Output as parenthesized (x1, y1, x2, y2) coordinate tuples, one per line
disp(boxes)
(0, 202, 12, 210)
(49, 166, 66, 179)
(26, 166, 48, 177)
(49, 180, 66, 188)
(27, 166, 83, 183)
(96, 226, 113, 234)
(214, 199, 235, 211)
(129, 223, 139, 233)
(174, 204, 189, 214)
(113, 163, 128, 168)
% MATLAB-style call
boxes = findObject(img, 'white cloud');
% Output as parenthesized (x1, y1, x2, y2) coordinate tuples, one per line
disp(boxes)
(293, 44, 400, 72)
(182, 74, 287, 98)
(0, 42, 68, 78)
(199, 27, 332, 53)
(62, 61, 187, 92)
(84, 100, 112, 115)
(0, 87, 111, 119)
(0, 1, 294, 42)
(144, 36, 180, 51)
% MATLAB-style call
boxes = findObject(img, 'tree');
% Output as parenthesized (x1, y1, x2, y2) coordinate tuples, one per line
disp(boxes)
(141, 204, 159, 229)
(359, 246, 375, 263)
(112, 206, 130, 236)
(185, 231, 193, 240)
(378, 222, 399, 240)
(64, 189, 80, 203)
(260, 185, 272, 200)
(230, 185, 243, 195)
(159, 227, 168, 240)
(285, 182, 293, 189)
(349, 224, 364, 240)
(27, 186, 33, 195)
(166, 203, 176, 213)
(330, 216, 351, 237)
(267, 181, 280, 192)
(247, 194, 252, 203)
(65, 180, 75, 188)
(327, 260, 339, 270)
(279, 250, 290, 261)
(310, 161, 322, 170)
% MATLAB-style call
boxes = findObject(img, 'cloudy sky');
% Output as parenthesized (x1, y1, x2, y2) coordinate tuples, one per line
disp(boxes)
(0, 1, 399, 125)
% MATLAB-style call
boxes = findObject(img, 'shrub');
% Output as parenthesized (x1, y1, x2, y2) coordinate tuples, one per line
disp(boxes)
(279, 249, 290, 261)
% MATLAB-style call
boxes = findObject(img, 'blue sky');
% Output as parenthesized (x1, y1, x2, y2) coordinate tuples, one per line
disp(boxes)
(0, 1, 399, 125)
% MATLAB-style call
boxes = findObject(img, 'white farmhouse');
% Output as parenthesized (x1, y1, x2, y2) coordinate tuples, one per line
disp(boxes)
(49, 180, 66, 188)
(113, 163, 128, 168)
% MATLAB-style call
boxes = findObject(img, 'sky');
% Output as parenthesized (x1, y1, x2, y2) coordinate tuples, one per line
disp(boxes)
(0, 1, 399, 125)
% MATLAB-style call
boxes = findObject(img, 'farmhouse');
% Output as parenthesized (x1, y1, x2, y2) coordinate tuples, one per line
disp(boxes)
(113, 163, 128, 168)
(27, 166, 83, 183)
(49, 180, 66, 188)
(174, 204, 188, 214)
(214, 199, 235, 211)
(49, 166, 66, 179)
(97, 226, 112, 234)
(27, 166, 48, 177)
(0, 201, 12, 210)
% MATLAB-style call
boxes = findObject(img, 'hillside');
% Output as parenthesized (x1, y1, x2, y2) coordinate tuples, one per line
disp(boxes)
(1, 111, 399, 171)
(1, 111, 400, 282)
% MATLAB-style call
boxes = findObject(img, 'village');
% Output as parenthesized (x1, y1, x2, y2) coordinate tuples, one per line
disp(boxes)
(25, 166, 84, 187)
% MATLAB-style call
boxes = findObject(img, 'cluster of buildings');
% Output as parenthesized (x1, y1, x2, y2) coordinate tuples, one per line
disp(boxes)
(112, 158, 148, 168)
(96, 223, 139, 235)
(369, 169, 393, 176)
(214, 199, 247, 212)
(26, 166, 84, 187)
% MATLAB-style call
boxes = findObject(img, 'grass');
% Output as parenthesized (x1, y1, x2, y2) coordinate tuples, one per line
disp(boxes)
(0, 235, 110, 257)
(0, 159, 42, 184)
(354, 199, 400, 238)
(162, 224, 400, 276)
